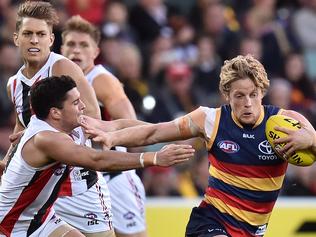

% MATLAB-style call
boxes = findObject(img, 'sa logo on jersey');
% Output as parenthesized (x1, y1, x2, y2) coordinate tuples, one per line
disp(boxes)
(217, 140, 240, 153)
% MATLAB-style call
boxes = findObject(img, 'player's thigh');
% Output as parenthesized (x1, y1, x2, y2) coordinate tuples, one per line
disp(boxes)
(84, 229, 116, 237)
(115, 230, 147, 237)
(48, 224, 84, 237)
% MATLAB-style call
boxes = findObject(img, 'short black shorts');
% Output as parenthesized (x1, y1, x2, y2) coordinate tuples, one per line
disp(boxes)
(185, 203, 231, 237)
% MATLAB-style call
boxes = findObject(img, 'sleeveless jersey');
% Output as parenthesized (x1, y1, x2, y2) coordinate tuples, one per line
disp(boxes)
(7, 52, 97, 196)
(202, 105, 288, 236)
(86, 64, 115, 121)
(85, 65, 127, 175)
(7, 52, 64, 128)
(85, 65, 146, 233)
(0, 116, 70, 236)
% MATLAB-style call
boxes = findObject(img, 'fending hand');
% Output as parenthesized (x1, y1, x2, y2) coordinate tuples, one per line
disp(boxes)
(156, 144, 195, 166)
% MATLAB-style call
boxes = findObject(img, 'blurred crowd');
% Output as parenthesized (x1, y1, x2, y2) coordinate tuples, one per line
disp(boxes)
(1, 0, 316, 198)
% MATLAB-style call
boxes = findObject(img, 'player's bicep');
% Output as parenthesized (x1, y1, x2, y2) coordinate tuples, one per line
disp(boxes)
(53, 59, 100, 119)
(93, 74, 136, 119)
(175, 107, 207, 139)
(34, 131, 95, 167)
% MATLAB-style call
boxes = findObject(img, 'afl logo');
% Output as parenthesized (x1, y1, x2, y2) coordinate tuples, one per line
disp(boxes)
(258, 140, 274, 155)
(217, 140, 240, 153)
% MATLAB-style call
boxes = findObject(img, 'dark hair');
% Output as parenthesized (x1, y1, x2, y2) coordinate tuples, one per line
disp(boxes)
(16, 1, 59, 32)
(30, 75, 77, 120)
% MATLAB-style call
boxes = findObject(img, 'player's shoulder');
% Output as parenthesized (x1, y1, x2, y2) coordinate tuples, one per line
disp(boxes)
(199, 106, 220, 118)
(52, 55, 81, 75)
(7, 74, 18, 87)
(34, 130, 72, 150)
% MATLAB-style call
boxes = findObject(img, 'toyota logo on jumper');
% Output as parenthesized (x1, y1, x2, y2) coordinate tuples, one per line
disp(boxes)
(258, 140, 274, 155)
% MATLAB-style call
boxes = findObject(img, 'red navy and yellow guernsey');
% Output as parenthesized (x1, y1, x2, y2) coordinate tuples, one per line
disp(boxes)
(187, 104, 287, 237)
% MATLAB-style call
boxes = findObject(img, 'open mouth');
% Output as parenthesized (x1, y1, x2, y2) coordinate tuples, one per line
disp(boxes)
(28, 48, 40, 53)
(71, 58, 82, 64)
(243, 112, 252, 117)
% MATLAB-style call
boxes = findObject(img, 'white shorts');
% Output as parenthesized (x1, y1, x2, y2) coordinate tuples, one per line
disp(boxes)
(54, 173, 113, 234)
(104, 170, 146, 234)
(1, 211, 68, 237)
(34, 212, 70, 237)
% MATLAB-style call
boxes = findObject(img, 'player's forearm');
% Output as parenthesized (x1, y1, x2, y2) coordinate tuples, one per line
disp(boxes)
(95, 119, 150, 132)
(112, 119, 150, 130)
(110, 122, 180, 147)
(91, 150, 155, 171)
(109, 123, 160, 147)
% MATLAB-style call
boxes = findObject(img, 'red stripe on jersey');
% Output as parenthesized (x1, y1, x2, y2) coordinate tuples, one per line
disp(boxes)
(12, 78, 17, 106)
(58, 173, 72, 196)
(209, 154, 287, 178)
(0, 224, 9, 237)
(205, 187, 275, 214)
(0, 163, 60, 234)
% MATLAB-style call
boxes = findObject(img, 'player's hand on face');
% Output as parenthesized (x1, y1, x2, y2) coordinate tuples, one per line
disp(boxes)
(79, 115, 102, 130)
(84, 126, 113, 150)
(156, 144, 195, 166)
(274, 121, 316, 157)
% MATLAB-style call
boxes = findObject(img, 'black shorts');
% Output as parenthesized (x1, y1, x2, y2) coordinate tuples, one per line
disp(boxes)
(185, 203, 231, 237)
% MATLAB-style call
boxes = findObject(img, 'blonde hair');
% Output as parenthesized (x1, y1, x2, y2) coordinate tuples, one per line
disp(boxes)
(62, 15, 101, 45)
(219, 54, 269, 96)
(16, 1, 59, 32)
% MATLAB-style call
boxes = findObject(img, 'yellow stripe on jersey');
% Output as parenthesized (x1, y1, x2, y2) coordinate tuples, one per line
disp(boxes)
(204, 196, 271, 226)
(210, 166, 285, 191)
(207, 108, 221, 150)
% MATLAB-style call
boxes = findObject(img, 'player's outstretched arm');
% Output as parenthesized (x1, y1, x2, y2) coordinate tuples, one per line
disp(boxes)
(79, 115, 150, 133)
(80, 108, 206, 148)
(53, 59, 101, 119)
(32, 131, 195, 171)
(275, 110, 316, 157)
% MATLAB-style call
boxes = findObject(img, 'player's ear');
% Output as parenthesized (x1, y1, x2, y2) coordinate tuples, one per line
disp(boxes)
(13, 32, 19, 46)
(49, 33, 55, 48)
(50, 107, 61, 120)
(223, 93, 229, 102)
(94, 47, 100, 60)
